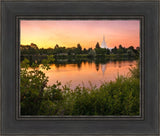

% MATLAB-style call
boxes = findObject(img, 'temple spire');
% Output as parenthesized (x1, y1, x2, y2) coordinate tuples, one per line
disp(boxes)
(101, 35, 107, 49)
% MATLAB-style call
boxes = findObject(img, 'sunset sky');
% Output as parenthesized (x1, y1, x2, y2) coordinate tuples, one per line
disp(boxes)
(20, 20, 140, 49)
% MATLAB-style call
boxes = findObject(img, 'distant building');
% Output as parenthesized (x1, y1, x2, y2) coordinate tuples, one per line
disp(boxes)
(101, 36, 107, 49)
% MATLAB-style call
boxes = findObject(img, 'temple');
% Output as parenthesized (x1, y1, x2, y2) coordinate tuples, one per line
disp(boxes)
(101, 36, 107, 49)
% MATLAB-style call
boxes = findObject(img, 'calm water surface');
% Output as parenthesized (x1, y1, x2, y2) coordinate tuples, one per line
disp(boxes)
(38, 60, 137, 89)
(36, 60, 136, 89)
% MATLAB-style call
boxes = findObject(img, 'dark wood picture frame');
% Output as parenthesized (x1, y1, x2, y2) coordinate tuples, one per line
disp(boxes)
(0, 0, 159, 135)
(17, 15, 144, 120)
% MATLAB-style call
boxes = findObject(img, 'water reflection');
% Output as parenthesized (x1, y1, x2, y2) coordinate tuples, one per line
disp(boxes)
(96, 63, 100, 71)
(101, 64, 107, 75)
(39, 60, 137, 89)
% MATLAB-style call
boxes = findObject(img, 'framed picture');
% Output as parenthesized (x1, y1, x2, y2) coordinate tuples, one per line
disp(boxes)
(1, 0, 159, 135)
(18, 16, 143, 119)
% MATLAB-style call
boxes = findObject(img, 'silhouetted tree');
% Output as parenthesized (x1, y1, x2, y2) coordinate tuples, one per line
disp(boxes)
(95, 42, 100, 48)
(136, 47, 140, 51)
(55, 44, 59, 49)
(77, 44, 82, 51)
(128, 46, 134, 50)
(76, 44, 82, 54)
(30, 43, 38, 50)
(117, 44, 125, 54)
(111, 46, 118, 54)
(88, 48, 92, 52)
(83, 48, 88, 54)
(127, 49, 136, 57)
(119, 44, 123, 49)
(88, 49, 96, 58)
(106, 49, 110, 55)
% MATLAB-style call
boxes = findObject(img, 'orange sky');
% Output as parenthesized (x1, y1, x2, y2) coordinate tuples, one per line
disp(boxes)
(20, 20, 140, 49)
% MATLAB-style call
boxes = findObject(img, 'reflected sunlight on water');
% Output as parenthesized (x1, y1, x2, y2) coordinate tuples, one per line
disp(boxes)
(37, 60, 137, 89)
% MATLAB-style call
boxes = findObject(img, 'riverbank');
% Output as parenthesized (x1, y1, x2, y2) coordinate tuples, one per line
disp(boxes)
(21, 53, 139, 65)
(20, 59, 140, 115)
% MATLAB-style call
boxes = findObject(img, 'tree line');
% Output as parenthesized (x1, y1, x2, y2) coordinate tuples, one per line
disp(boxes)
(21, 42, 140, 58)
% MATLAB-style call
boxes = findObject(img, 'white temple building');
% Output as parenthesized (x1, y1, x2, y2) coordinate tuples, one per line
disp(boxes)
(101, 36, 107, 49)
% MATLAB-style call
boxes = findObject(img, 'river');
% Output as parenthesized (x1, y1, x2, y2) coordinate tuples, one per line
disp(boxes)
(35, 60, 137, 89)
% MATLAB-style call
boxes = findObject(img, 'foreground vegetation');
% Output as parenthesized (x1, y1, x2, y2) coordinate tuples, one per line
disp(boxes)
(20, 58, 140, 115)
